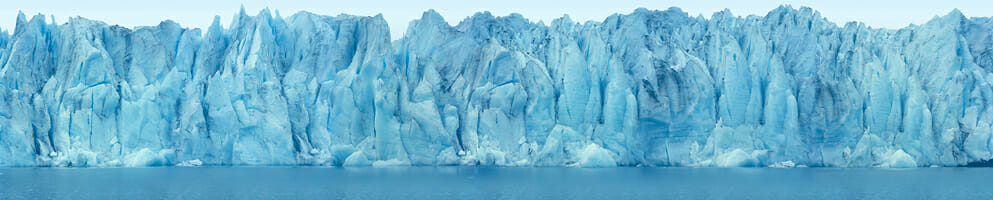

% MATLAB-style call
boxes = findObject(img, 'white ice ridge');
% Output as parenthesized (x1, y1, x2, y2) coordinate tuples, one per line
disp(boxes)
(1, 6, 992, 168)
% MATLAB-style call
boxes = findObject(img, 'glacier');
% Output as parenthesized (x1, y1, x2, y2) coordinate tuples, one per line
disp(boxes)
(0, 6, 992, 168)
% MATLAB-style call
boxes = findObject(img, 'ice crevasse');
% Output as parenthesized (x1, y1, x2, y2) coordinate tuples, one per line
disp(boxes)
(1, 6, 992, 168)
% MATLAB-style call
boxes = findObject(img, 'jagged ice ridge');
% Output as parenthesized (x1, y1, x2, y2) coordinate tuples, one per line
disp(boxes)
(1, 6, 992, 168)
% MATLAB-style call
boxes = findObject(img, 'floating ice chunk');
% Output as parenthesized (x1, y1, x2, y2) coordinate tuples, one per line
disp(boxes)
(372, 159, 412, 167)
(176, 159, 203, 167)
(769, 161, 796, 168)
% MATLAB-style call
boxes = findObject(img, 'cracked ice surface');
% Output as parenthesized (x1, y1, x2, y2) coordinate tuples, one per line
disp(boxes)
(1, 6, 993, 167)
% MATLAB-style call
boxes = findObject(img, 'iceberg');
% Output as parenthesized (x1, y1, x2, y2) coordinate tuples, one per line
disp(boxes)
(1, 6, 992, 168)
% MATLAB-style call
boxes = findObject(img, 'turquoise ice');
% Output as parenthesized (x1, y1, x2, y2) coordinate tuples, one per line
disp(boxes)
(1, 6, 992, 167)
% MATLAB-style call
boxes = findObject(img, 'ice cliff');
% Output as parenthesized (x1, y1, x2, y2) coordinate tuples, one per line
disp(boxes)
(1, 6, 992, 167)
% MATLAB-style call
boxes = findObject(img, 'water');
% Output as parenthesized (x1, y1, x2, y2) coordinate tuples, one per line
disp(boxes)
(1, 167, 991, 199)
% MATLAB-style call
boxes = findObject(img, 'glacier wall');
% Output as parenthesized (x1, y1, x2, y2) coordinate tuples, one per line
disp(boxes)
(1, 6, 992, 167)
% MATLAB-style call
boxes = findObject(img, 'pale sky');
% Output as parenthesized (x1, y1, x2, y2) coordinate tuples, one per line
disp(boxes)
(1, 0, 989, 40)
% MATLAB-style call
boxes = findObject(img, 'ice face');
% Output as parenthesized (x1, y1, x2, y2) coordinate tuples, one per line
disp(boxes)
(1, 6, 992, 167)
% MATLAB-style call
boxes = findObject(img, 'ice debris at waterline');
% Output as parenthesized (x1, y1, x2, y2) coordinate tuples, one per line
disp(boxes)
(0, 6, 992, 168)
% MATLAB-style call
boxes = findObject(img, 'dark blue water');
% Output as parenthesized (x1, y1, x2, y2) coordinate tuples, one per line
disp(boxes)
(1, 167, 991, 199)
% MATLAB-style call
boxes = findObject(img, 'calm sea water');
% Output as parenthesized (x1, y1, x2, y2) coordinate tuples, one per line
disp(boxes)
(1, 167, 991, 199)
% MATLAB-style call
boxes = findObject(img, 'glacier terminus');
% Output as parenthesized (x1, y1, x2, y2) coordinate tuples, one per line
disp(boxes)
(0, 6, 992, 168)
